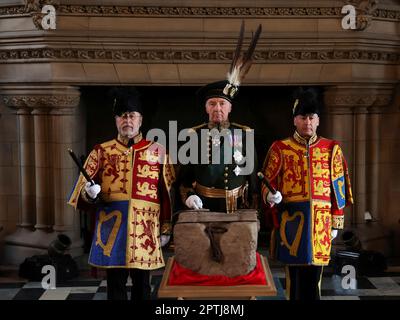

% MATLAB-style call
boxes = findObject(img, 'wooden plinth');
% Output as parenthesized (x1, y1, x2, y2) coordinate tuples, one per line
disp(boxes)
(158, 255, 277, 300)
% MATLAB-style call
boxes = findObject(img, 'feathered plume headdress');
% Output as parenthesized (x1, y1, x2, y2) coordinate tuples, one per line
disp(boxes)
(222, 21, 262, 99)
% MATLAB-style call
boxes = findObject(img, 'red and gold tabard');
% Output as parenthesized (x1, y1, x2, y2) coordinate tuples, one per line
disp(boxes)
(262, 132, 353, 266)
(68, 134, 175, 270)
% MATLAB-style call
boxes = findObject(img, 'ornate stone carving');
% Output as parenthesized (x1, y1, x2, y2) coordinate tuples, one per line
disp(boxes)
(0, 4, 398, 21)
(24, 0, 41, 13)
(23, 0, 59, 29)
(0, 47, 398, 64)
(2, 95, 80, 108)
(1, 86, 80, 109)
(346, 0, 379, 30)
(0, 6, 24, 16)
(324, 85, 394, 113)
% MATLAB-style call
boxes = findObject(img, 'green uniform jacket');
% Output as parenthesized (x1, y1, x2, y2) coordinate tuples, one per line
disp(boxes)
(178, 122, 259, 213)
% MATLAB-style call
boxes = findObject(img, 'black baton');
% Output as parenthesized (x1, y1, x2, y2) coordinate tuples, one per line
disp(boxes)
(68, 149, 94, 186)
(257, 172, 277, 195)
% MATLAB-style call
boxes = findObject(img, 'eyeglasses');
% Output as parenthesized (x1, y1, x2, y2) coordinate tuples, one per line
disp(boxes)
(118, 113, 141, 120)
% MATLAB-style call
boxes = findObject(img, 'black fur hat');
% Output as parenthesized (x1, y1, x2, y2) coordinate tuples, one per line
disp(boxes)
(292, 87, 320, 117)
(109, 87, 143, 116)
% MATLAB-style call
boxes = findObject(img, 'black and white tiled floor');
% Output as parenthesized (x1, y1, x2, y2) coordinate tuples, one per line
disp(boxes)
(1, 251, 400, 300)
(275, 269, 400, 300)
(1, 268, 400, 300)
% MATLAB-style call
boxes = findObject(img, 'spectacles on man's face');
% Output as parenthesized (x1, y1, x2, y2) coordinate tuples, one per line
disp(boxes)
(118, 112, 141, 120)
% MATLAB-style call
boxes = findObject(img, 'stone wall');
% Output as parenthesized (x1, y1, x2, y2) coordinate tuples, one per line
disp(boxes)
(0, 0, 399, 262)
(0, 99, 20, 244)
(378, 85, 400, 256)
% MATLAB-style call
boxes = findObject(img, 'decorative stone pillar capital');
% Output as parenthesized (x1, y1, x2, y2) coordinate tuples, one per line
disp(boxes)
(323, 85, 394, 114)
(0, 86, 81, 111)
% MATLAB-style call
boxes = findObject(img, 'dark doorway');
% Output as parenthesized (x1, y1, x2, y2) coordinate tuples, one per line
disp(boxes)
(81, 85, 327, 161)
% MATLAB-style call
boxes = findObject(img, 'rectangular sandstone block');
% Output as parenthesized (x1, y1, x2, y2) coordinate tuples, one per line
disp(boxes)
(242, 64, 261, 83)
(12, 143, 19, 167)
(52, 144, 77, 170)
(259, 64, 292, 84)
(203, 18, 244, 33)
(56, 16, 90, 31)
(178, 64, 231, 84)
(0, 64, 52, 83)
(320, 64, 352, 82)
(352, 64, 397, 82)
(52, 167, 79, 198)
(0, 113, 18, 142)
(203, 18, 318, 34)
(370, 20, 398, 36)
(88, 17, 201, 32)
(289, 64, 323, 83)
(82, 63, 119, 82)
(51, 63, 86, 82)
(380, 113, 400, 140)
(114, 64, 151, 83)
(0, 17, 35, 33)
(0, 143, 13, 167)
(148, 64, 180, 84)
(317, 19, 344, 33)
(263, 18, 318, 33)
(0, 195, 6, 221)
(6, 195, 20, 223)
(379, 139, 395, 163)
(0, 166, 19, 195)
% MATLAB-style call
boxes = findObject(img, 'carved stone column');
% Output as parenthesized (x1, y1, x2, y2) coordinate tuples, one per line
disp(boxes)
(354, 106, 368, 224)
(32, 107, 53, 231)
(324, 85, 393, 226)
(366, 106, 381, 222)
(50, 105, 86, 236)
(0, 86, 83, 264)
(16, 108, 36, 230)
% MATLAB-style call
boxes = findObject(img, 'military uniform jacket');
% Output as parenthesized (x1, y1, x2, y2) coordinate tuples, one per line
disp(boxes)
(179, 122, 258, 212)
(68, 134, 175, 270)
(261, 132, 353, 266)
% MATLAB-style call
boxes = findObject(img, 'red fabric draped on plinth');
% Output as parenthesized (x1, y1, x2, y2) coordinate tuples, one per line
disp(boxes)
(168, 253, 267, 286)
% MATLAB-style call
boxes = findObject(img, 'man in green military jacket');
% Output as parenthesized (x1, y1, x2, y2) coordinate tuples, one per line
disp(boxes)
(178, 80, 258, 213)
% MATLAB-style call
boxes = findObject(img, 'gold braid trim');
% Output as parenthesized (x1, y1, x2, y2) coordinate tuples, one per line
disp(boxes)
(231, 122, 251, 131)
(293, 130, 318, 145)
(190, 123, 207, 131)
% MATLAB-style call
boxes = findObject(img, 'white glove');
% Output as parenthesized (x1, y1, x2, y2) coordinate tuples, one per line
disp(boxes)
(331, 229, 338, 240)
(160, 235, 170, 247)
(85, 181, 101, 200)
(185, 195, 203, 210)
(267, 191, 282, 205)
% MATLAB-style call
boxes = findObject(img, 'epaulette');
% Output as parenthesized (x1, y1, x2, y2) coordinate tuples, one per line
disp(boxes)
(231, 122, 252, 131)
(189, 123, 208, 132)
(99, 139, 118, 148)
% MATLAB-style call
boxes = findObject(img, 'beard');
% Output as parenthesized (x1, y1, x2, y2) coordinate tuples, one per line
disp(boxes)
(120, 126, 138, 138)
